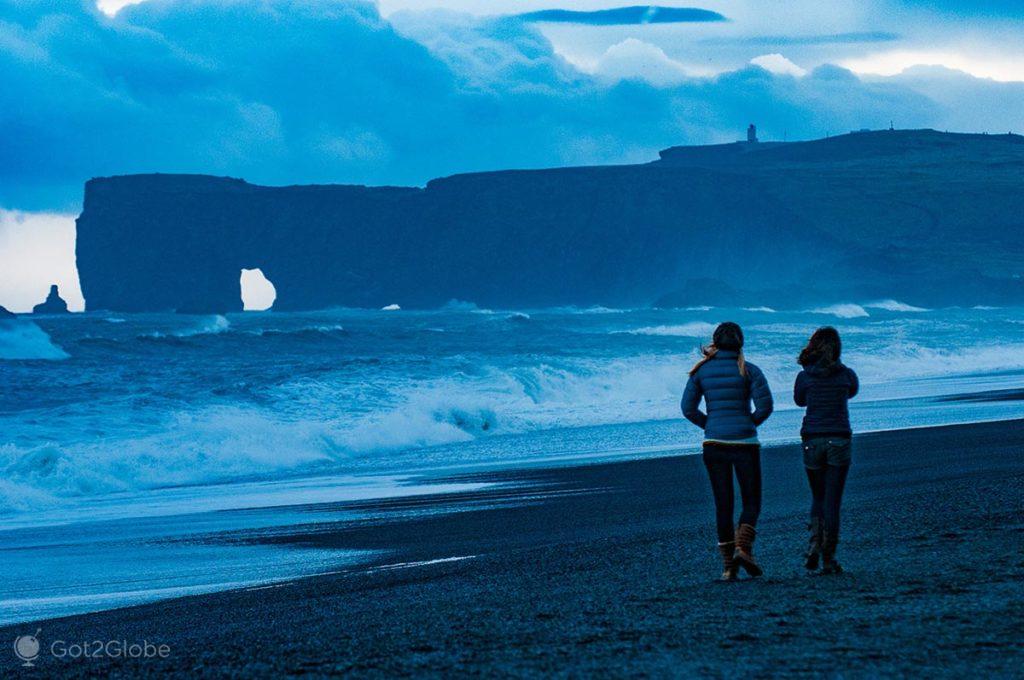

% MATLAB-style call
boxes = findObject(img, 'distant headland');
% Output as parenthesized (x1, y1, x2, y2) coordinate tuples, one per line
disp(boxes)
(76, 129, 1024, 313)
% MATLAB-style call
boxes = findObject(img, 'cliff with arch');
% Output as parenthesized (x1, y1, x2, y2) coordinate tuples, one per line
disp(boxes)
(75, 130, 1024, 313)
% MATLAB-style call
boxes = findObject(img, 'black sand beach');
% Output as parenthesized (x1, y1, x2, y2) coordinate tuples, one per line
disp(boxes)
(5, 419, 1023, 677)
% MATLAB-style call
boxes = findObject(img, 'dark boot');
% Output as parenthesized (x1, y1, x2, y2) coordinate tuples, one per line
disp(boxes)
(717, 541, 738, 581)
(820, 530, 843, 575)
(733, 524, 763, 577)
(804, 517, 822, 571)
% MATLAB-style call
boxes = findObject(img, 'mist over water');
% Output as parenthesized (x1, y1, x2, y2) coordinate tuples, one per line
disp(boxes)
(2, 303, 1023, 518)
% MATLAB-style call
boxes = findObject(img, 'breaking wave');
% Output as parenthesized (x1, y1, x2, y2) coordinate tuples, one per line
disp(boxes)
(572, 305, 627, 314)
(179, 315, 231, 336)
(247, 324, 346, 338)
(0, 355, 691, 513)
(0, 319, 69, 360)
(864, 299, 930, 313)
(0, 408, 346, 514)
(808, 303, 870, 319)
(546, 305, 628, 314)
(143, 315, 231, 339)
(4, 306, 1023, 516)
(809, 300, 930, 318)
(622, 322, 716, 337)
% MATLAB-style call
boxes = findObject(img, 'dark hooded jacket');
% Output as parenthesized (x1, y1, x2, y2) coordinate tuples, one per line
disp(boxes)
(793, 360, 859, 439)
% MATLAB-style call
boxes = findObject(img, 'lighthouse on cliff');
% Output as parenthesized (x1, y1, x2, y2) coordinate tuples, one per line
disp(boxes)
(747, 124, 758, 143)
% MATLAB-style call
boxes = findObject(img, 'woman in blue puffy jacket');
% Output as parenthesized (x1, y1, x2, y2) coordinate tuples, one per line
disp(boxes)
(681, 322, 774, 580)
(794, 326, 859, 574)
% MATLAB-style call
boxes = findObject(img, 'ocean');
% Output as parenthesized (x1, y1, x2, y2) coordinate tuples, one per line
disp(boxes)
(1, 302, 1022, 623)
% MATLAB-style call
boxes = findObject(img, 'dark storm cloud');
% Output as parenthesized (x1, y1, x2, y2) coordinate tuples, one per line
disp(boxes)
(0, 0, 1020, 211)
(517, 6, 726, 26)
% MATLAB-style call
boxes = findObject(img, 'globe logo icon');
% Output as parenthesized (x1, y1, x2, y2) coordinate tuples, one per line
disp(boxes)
(13, 629, 42, 667)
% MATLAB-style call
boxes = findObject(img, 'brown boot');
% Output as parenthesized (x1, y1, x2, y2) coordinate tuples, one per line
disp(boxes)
(733, 524, 763, 577)
(717, 541, 738, 581)
(821, 530, 843, 575)
(804, 517, 822, 571)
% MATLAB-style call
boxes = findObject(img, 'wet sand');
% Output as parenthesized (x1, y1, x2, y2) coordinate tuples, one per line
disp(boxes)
(939, 388, 1024, 402)
(5, 419, 1023, 677)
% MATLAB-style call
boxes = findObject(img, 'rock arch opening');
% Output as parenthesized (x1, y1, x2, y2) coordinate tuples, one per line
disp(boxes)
(240, 268, 276, 311)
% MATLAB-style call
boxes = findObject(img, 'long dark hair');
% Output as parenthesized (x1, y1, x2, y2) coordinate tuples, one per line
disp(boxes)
(798, 326, 842, 367)
(690, 322, 746, 376)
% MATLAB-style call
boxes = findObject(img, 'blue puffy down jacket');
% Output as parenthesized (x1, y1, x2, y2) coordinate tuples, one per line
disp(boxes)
(681, 350, 774, 441)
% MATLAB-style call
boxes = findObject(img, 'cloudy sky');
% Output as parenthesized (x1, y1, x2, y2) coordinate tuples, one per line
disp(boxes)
(2, 0, 1024, 310)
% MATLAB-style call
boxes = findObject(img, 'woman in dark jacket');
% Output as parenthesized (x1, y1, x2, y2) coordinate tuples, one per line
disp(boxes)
(794, 326, 859, 574)
(681, 322, 774, 580)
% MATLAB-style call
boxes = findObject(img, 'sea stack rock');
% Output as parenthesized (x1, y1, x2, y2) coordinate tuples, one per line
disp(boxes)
(32, 285, 70, 314)
(0, 305, 14, 318)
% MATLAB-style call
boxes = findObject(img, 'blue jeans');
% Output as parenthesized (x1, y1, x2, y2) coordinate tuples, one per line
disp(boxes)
(803, 437, 851, 539)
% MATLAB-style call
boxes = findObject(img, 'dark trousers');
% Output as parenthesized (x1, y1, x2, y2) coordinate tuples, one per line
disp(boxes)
(702, 443, 762, 543)
(803, 437, 852, 540)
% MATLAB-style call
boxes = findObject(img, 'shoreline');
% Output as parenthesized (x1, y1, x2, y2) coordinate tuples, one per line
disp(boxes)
(4, 418, 1023, 676)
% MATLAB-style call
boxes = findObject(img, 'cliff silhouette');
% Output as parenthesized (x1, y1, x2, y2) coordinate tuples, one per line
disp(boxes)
(76, 129, 1024, 312)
